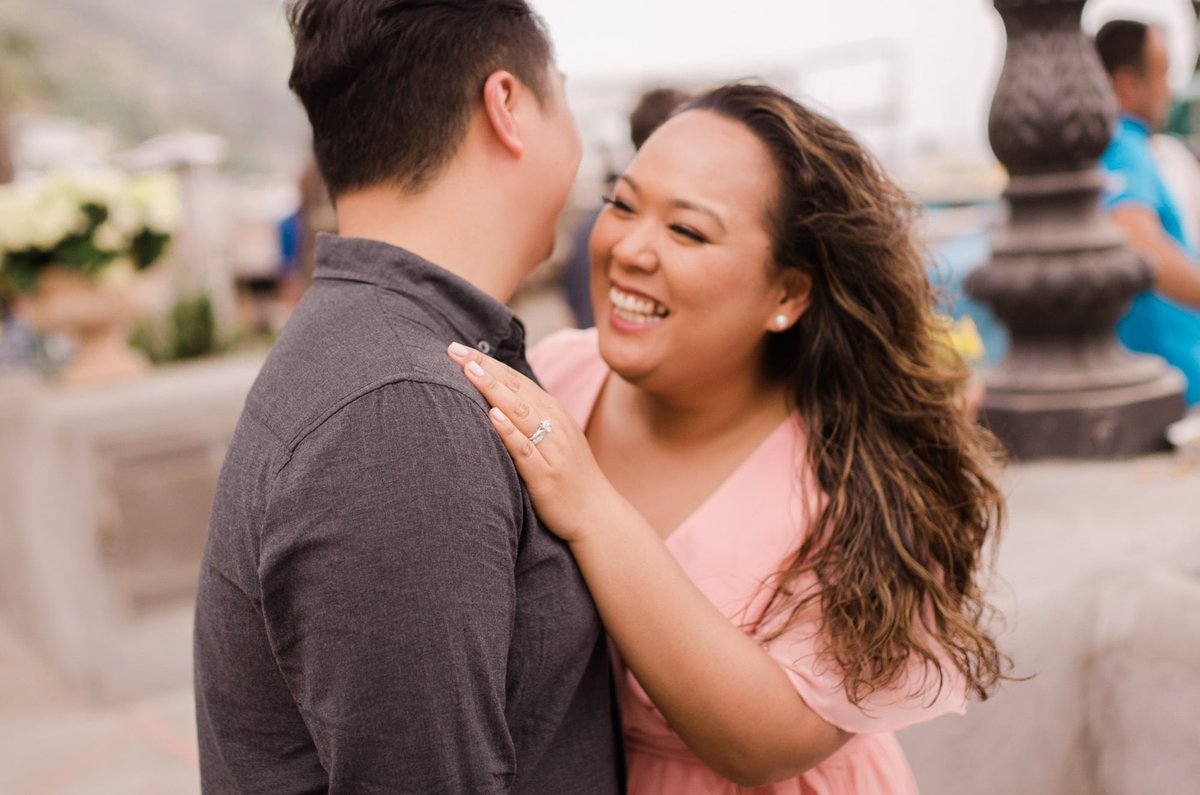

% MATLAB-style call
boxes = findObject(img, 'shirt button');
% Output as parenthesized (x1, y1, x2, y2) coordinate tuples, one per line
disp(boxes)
(477, 340, 492, 355)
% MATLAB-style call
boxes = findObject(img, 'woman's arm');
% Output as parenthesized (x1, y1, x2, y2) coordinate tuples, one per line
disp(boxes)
(449, 344, 850, 785)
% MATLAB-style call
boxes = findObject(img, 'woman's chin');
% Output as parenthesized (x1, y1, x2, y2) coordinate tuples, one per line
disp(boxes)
(596, 333, 658, 385)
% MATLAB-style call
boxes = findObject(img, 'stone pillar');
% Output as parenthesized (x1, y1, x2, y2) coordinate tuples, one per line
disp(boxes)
(965, 0, 1185, 459)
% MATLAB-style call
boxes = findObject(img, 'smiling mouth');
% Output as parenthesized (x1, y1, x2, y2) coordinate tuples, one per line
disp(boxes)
(609, 285, 669, 324)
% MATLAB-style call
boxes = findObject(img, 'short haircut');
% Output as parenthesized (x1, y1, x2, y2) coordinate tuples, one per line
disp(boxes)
(1094, 19, 1151, 77)
(628, 88, 690, 151)
(287, 0, 555, 197)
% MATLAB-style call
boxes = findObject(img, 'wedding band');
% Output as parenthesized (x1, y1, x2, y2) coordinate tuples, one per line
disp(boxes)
(529, 419, 552, 446)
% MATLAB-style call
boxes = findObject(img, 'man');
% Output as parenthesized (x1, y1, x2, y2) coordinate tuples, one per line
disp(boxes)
(1096, 19, 1200, 405)
(193, 2, 620, 792)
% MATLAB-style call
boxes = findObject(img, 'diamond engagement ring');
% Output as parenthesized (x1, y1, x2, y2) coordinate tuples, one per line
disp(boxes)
(529, 419, 553, 446)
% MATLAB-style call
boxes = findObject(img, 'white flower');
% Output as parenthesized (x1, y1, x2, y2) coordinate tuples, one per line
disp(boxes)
(0, 188, 36, 251)
(129, 172, 183, 234)
(105, 198, 141, 237)
(29, 189, 86, 251)
(0, 167, 182, 279)
(93, 221, 129, 253)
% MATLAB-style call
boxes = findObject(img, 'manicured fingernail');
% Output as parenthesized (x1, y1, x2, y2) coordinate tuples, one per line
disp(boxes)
(467, 361, 485, 378)
(449, 342, 469, 357)
(489, 407, 508, 424)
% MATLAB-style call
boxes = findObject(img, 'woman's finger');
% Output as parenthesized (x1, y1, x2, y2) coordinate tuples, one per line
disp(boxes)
(448, 342, 528, 395)
(449, 342, 555, 432)
(485, 406, 551, 480)
(461, 358, 545, 435)
(447, 341, 571, 462)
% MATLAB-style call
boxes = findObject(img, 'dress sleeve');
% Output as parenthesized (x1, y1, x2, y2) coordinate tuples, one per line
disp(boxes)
(760, 610, 968, 734)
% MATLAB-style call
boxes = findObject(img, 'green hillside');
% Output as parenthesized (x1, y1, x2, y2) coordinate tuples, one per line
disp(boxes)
(1, 0, 308, 174)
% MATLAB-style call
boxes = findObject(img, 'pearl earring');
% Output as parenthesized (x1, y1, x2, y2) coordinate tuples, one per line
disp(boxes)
(774, 314, 789, 330)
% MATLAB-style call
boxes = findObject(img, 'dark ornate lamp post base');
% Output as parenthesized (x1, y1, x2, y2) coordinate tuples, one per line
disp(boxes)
(980, 369, 1184, 459)
(966, 0, 1187, 458)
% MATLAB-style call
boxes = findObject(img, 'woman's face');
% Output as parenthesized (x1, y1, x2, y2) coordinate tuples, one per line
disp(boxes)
(589, 109, 808, 395)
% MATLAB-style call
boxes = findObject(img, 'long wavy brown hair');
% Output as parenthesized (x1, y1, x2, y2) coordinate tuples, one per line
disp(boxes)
(683, 84, 1008, 705)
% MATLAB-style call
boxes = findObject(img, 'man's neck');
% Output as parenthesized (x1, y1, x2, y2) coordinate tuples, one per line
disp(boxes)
(335, 174, 537, 303)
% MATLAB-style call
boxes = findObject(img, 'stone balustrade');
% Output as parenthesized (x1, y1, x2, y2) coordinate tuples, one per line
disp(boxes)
(0, 354, 263, 700)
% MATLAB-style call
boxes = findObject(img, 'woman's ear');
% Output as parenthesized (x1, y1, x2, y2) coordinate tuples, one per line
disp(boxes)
(482, 70, 524, 157)
(766, 269, 813, 332)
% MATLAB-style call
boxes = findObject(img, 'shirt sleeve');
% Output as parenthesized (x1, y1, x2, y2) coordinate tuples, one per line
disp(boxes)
(258, 380, 524, 793)
(1101, 138, 1159, 213)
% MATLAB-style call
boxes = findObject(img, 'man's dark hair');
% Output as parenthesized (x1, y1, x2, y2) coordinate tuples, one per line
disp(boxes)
(287, 0, 554, 197)
(629, 88, 690, 151)
(1094, 19, 1151, 77)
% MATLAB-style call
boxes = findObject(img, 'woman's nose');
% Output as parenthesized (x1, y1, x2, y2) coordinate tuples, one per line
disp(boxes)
(610, 223, 659, 272)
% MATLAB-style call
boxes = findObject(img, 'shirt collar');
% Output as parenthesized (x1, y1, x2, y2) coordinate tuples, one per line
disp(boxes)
(1118, 113, 1152, 138)
(311, 234, 523, 359)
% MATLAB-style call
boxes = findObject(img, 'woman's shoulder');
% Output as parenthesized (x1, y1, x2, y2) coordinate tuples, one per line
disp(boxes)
(528, 327, 601, 380)
(527, 327, 607, 417)
(529, 325, 598, 356)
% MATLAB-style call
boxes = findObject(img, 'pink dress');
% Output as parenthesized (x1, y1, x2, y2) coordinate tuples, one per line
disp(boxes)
(530, 329, 967, 795)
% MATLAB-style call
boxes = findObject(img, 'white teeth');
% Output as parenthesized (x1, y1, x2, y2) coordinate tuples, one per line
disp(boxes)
(609, 286, 668, 320)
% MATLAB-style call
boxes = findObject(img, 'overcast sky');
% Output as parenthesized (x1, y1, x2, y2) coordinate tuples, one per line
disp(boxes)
(531, 0, 1198, 158)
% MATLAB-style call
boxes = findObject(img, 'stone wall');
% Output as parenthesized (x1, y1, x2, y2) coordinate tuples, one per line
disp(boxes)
(899, 456, 1200, 795)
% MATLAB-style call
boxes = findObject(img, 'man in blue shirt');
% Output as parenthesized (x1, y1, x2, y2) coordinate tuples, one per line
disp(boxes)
(1096, 19, 1200, 405)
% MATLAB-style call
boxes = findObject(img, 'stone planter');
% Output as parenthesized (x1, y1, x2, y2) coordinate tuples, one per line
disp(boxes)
(19, 266, 149, 387)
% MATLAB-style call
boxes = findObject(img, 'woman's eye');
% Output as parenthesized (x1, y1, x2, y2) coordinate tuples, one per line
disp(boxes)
(601, 195, 634, 213)
(670, 225, 707, 244)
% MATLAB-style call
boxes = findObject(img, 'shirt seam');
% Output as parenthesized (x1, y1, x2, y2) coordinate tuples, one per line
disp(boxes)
(271, 375, 494, 477)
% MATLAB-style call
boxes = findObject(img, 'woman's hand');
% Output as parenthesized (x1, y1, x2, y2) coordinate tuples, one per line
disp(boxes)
(448, 341, 619, 543)
(450, 339, 849, 784)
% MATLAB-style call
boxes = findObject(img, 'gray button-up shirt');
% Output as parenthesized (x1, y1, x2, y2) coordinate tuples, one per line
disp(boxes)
(195, 235, 619, 793)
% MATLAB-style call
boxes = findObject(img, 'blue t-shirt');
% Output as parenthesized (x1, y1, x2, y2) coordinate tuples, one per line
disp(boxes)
(1101, 113, 1200, 404)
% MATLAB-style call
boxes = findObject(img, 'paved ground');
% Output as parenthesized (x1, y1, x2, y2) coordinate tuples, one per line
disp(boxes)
(0, 614, 197, 795)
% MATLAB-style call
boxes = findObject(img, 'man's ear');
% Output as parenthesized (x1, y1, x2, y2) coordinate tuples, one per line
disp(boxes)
(1111, 67, 1140, 108)
(482, 70, 524, 158)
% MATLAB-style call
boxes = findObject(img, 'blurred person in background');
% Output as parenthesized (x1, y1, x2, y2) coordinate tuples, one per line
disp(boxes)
(278, 156, 335, 304)
(563, 87, 690, 328)
(1096, 19, 1200, 406)
(452, 82, 1008, 793)
(193, 1, 620, 792)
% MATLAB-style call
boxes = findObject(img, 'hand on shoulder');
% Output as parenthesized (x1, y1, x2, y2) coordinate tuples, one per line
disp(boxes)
(448, 341, 621, 543)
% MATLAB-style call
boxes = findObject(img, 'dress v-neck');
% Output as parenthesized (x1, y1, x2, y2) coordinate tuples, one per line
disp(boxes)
(568, 359, 799, 546)
(529, 329, 968, 794)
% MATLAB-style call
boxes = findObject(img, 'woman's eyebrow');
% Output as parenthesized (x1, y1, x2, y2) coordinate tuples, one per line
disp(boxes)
(673, 198, 726, 233)
(616, 175, 727, 233)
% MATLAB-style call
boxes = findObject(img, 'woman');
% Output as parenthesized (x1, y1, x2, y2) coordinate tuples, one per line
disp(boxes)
(449, 83, 1006, 793)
